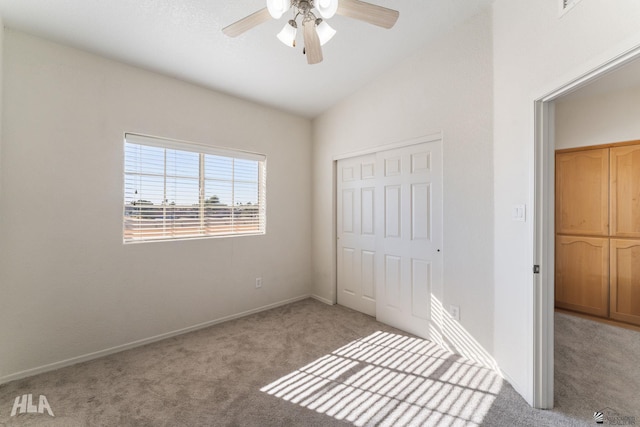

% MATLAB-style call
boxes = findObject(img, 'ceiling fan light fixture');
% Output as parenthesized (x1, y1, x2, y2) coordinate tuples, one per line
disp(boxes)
(277, 20, 298, 47)
(266, 0, 290, 19)
(315, 20, 336, 46)
(224, 0, 399, 65)
(315, 0, 338, 19)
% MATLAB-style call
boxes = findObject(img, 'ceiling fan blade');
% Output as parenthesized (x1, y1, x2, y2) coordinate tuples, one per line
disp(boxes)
(303, 20, 323, 65)
(222, 8, 272, 37)
(337, 0, 399, 29)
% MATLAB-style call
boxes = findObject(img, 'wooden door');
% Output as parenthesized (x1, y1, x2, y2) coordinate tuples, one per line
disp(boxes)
(610, 144, 640, 237)
(610, 239, 640, 325)
(555, 235, 609, 317)
(555, 149, 609, 236)
(337, 154, 377, 316)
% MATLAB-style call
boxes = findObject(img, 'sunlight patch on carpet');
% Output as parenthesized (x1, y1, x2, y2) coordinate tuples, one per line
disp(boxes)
(261, 331, 502, 426)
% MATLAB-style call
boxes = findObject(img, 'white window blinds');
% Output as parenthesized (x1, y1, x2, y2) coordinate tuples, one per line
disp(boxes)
(124, 134, 266, 243)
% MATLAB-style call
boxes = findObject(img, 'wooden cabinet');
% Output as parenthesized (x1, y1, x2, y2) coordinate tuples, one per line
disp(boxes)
(610, 145, 640, 237)
(610, 239, 640, 325)
(556, 149, 609, 236)
(555, 142, 640, 326)
(555, 236, 609, 317)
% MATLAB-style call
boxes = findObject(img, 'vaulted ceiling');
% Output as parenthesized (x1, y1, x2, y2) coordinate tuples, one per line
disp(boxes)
(0, 0, 495, 117)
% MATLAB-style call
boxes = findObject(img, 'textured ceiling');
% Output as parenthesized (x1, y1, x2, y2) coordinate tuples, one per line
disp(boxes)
(0, 0, 495, 118)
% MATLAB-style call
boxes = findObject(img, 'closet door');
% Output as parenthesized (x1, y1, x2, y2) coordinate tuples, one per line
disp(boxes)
(610, 144, 640, 238)
(555, 235, 609, 317)
(337, 153, 377, 316)
(610, 239, 640, 326)
(374, 142, 443, 339)
(556, 149, 609, 236)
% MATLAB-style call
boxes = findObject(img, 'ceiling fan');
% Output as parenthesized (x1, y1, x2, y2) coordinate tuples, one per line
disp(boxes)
(223, 0, 399, 65)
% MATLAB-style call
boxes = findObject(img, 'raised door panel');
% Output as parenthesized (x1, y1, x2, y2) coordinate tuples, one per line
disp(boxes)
(555, 235, 609, 317)
(411, 183, 430, 241)
(411, 259, 431, 320)
(610, 239, 640, 326)
(384, 255, 402, 310)
(555, 149, 609, 236)
(341, 189, 355, 234)
(610, 145, 640, 237)
(384, 185, 401, 238)
(339, 247, 356, 295)
(361, 250, 376, 300)
(361, 188, 375, 235)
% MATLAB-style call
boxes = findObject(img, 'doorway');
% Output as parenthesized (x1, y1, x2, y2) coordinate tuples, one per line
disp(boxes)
(534, 47, 640, 408)
(336, 138, 443, 339)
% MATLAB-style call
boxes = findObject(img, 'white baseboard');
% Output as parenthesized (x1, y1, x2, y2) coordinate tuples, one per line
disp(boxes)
(0, 294, 311, 385)
(500, 368, 528, 402)
(310, 294, 334, 306)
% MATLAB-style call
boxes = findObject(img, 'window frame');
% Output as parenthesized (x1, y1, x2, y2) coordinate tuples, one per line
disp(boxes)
(123, 133, 266, 244)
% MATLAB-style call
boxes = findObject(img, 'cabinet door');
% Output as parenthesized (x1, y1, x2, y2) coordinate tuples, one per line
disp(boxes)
(556, 149, 609, 236)
(610, 239, 640, 325)
(610, 145, 640, 237)
(555, 235, 609, 317)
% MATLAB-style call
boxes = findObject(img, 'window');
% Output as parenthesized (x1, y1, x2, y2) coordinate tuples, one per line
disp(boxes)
(123, 134, 266, 243)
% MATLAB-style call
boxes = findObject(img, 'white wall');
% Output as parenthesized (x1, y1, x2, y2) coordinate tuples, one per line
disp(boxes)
(0, 30, 312, 382)
(312, 11, 495, 363)
(556, 85, 640, 149)
(493, 0, 640, 403)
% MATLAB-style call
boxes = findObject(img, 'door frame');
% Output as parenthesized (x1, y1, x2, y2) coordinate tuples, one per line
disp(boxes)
(533, 44, 640, 408)
(332, 132, 443, 309)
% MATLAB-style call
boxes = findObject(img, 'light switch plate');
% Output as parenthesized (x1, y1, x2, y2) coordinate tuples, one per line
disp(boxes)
(512, 204, 526, 222)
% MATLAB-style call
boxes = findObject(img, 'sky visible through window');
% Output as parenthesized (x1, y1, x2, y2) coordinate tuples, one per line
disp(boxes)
(124, 143, 259, 207)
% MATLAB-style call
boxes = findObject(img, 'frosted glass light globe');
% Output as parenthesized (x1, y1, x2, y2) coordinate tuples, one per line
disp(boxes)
(267, 0, 290, 19)
(315, 0, 338, 19)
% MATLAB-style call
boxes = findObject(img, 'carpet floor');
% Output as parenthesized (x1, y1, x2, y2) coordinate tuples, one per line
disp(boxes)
(554, 311, 640, 424)
(0, 299, 635, 426)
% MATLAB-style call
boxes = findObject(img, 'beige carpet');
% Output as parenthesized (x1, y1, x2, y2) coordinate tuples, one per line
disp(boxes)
(554, 311, 640, 424)
(0, 299, 622, 426)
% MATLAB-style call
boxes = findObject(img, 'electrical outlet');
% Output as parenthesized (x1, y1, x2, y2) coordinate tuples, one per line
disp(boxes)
(255, 278, 263, 289)
(449, 305, 460, 321)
